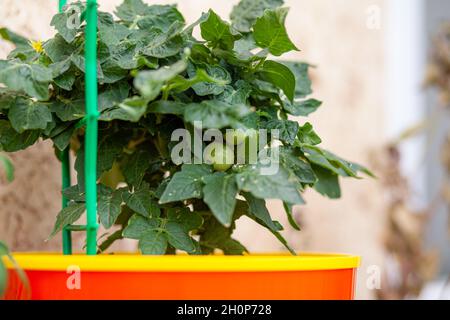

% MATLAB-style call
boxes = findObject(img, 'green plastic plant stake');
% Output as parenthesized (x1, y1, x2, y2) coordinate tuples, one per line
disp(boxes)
(59, 0, 73, 256)
(84, 0, 99, 255)
(58, 0, 67, 12)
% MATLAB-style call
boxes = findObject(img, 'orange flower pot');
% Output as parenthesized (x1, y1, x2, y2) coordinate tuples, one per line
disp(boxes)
(3, 253, 359, 300)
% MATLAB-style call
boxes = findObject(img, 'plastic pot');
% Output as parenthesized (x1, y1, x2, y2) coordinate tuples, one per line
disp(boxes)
(3, 253, 359, 300)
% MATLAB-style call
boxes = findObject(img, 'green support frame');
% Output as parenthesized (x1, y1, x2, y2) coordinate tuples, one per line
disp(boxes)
(59, 0, 99, 255)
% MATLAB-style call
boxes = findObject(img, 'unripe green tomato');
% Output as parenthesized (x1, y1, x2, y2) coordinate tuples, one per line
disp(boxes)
(204, 142, 234, 171)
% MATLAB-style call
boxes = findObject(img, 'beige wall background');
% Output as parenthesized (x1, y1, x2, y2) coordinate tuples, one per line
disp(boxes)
(0, 0, 387, 299)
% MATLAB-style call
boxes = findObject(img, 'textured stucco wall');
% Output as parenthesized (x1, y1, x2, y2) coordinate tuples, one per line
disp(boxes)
(0, 0, 387, 299)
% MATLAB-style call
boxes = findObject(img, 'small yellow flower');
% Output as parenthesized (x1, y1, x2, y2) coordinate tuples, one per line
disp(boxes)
(29, 40, 44, 54)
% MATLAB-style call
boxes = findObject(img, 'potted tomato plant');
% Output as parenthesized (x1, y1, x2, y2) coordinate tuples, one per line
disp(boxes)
(1, 0, 371, 300)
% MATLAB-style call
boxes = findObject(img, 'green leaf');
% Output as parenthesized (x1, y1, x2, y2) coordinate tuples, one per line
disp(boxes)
(259, 60, 296, 102)
(142, 22, 185, 58)
(122, 214, 159, 240)
(253, 8, 299, 56)
(124, 183, 161, 218)
(203, 173, 238, 227)
(49, 202, 85, 238)
(280, 61, 312, 98)
(98, 82, 130, 112)
(43, 34, 75, 63)
(217, 81, 252, 105)
(302, 145, 371, 178)
(297, 122, 322, 145)
(230, 0, 284, 33)
(8, 98, 52, 133)
(137, 5, 185, 32)
(147, 101, 184, 115)
(97, 134, 124, 177)
(165, 221, 196, 253)
(100, 97, 148, 122)
(265, 119, 299, 145)
(184, 100, 250, 129)
(312, 165, 341, 199)
(62, 185, 85, 202)
(187, 63, 232, 96)
(167, 208, 203, 232)
(0, 60, 52, 100)
(134, 59, 187, 100)
(51, 98, 85, 121)
(122, 149, 154, 187)
(279, 148, 317, 184)
(200, 10, 240, 50)
(159, 164, 212, 204)
(0, 27, 29, 48)
(243, 193, 281, 232)
(0, 154, 14, 182)
(139, 230, 168, 255)
(115, 0, 149, 22)
(51, 123, 75, 151)
(0, 120, 40, 152)
(50, 3, 85, 43)
(283, 99, 322, 117)
(98, 185, 124, 229)
(282, 202, 300, 230)
(236, 163, 304, 204)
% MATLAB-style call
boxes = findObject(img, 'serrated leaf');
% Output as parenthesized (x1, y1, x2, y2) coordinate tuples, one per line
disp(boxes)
(134, 59, 187, 100)
(124, 183, 160, 218)
(265, 119, 299, 145)
(159, 164, 212, 204)
(51, 98, 85, 121)
(0, 60, 52, 101)
(115, 0, 149, 22)
(139, 230, 168, 255)
(122, 214, 159, 240)
(297, 122, 322, 145)
(167, 208, 203, 232)
(142, 22, 185, 58)
(165, 221, 196, 253)
(8, 98, 52, 133)
(312, 165, 341, 199)
(122, 149, 154, 187)
(259, 60, 296, 102)
(98, 185, 124, 229)
(43, 34, 75, 63)
(187, 63, 231, 96)
(280, 61, 312, 98)
(98, 81, 130, 112)
(203, 173, 238, 227)
(253, 8, 298, 56)
(236, 163, 304, 204)
(279, 148, 317, 184)
(243, 192, 280, 232)
(100, 97, 148, 122)
(49, 202, 85, 238)
(302, 145, 369, 178)
(230, 0, 284, 33)
(0, 120, 40, 152)
(201, 10, 240, 50)
(283, 99, 322, 117)
(50, 3, 84, 43)
(184, 100, 250, 129)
